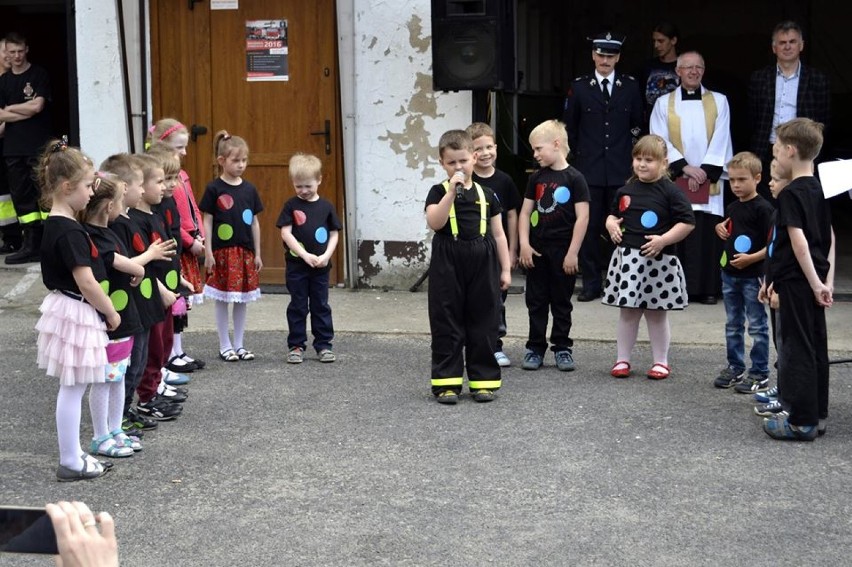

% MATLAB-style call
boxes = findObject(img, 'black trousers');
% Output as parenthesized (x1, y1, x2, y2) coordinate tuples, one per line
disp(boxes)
(674, 211, 723, 298)
(428, 234, 501, 394)
(775, 279, 829, 426)
(6, 156, 44, 225)
(525, 242, 577, 354)
(578, 184, 618, 293)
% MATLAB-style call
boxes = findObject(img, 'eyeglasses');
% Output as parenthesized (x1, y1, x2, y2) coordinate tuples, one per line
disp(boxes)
(678, 65, 705, 72)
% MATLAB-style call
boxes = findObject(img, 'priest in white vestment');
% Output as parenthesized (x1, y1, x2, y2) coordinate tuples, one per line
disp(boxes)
(650, 51, 733, 304)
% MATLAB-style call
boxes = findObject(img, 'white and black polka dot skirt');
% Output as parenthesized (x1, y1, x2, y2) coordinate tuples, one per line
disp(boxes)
(601, 246, 688, 310)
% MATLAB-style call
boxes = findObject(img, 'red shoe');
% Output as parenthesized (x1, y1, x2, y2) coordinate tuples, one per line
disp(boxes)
(647, 363, 671, 380)
(610, 360, 631, 378)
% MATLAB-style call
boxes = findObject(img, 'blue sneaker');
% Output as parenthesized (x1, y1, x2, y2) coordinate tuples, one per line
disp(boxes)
(554, 350, 575, 371)
(754, 385, 778, 404)
(162, 369, 191, 386)
(763, 416, 817, 441)
(522, 350, 543, 370)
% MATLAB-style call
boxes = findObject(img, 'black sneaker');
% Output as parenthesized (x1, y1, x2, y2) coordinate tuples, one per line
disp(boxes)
(754, 400, 787, 418)
(471, 389, 495, 403)
(734, 374, 769, 394)
(156, 383, 188, 403)
(123, 409, 158, 431)
(436, 390, 458, 405)
(713, 367, 745, 388)
(137, 398, 182, 421)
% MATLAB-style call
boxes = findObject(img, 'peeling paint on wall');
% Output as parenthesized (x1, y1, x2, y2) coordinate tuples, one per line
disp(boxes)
(378, 114, 436, 175)
(406, 15, 430, 53)
(357, 240, 430, 288)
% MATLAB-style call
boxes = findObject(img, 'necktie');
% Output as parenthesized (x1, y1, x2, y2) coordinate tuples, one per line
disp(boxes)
(601, 77, 610, 102)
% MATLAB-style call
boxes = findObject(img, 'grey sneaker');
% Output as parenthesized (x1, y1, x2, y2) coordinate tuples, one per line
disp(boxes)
(287, 347, 304, 364)
(318, 349, 336, 363)
(734, 374, 769, 394)
(522, 350, 543, 370)
(554, 350, 575, 371)
(713, 367, 745, 388)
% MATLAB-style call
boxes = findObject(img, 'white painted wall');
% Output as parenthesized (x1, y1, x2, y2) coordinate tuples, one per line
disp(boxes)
(346, 0, 471, 287)
(75, 0, 128, 165)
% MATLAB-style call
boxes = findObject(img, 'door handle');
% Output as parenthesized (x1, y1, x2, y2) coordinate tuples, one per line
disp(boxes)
(310, 119, 331, 155)
(190, 124, 208, 142)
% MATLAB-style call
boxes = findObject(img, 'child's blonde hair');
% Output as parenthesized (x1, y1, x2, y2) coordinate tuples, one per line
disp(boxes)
(466, 122, 494, 142)
(146, 118, 188, 149)
(289, 153, 322, 181)
(529, 120, 569, 157)
(727, 151, 762, 177)
(629, 135, 670, 182)
(79, 172, 121, 224)
(100, 153, 141, 185)
(36, 138, 94, 210)
(134, 153, 164, 181)
(214, 130, 249, 160)
(146, 143, 181, 177)
(775, 117, 824, 161)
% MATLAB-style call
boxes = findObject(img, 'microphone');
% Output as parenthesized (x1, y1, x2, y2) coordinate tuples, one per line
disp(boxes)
(455, 182, 464, 200)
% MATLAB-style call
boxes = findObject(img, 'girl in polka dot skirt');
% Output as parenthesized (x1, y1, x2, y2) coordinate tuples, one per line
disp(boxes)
(602, 135, 695, 380)
(199, 131, 264, 361)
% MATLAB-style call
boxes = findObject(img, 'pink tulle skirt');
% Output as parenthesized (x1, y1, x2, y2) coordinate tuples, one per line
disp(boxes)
(36, 291, 109, 386)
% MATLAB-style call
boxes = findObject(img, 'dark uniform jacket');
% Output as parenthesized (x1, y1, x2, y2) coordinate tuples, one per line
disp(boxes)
(563, 72, 643, 187)
(747, 63, 830, 162)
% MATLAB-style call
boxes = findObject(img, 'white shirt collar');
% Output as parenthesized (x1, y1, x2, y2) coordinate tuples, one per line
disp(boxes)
(595, 70, 614, 84)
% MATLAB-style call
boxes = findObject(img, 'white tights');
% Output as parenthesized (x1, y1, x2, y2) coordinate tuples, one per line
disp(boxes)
(88, 380, 125, 440)
(56, 383, 88, 470)
(616, 308, 671, 365)
(215, 300, 247, 352)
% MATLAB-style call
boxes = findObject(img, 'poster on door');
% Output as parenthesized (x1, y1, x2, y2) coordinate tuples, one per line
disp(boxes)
(245, 19, 288, 81)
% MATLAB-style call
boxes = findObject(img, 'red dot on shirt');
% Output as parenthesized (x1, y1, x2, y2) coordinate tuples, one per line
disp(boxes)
(132, 233, 146, 252)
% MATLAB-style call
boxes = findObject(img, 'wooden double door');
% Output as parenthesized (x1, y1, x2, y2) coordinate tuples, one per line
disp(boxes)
(150, 0, 344, 285)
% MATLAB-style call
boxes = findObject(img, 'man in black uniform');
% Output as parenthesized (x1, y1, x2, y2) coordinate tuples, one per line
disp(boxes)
(0, 32, 52, 264)
(563, 32, 643, 301)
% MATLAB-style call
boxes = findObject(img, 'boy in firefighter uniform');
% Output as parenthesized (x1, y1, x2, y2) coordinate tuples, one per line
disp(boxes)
(424, 129, 512, 405)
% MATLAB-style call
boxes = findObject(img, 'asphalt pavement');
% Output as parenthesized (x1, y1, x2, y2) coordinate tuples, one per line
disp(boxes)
(1, 263, 852, 566)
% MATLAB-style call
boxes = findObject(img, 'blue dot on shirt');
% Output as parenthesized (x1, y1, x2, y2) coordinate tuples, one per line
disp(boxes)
(553, 186, 571, 204)
(641, 210, 658, 229)
(315, 227, 328, 244)
(734, 235, 752, 253)
(242, 209, 253, 225)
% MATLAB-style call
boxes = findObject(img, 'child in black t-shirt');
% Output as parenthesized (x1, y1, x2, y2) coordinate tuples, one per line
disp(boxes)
(712, 152, 775, 393)
(467, 122, 521, 368)
(34, 140, 120, 481)
(602, 134, 694, 381)
(762, 118, 835, 441)
(425, 130, 511, 404)
(518, 120, 589, 372)
(276, 153, 342, 364)
(199, 131, 264, 362)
